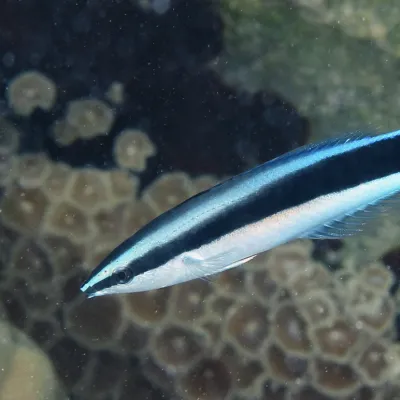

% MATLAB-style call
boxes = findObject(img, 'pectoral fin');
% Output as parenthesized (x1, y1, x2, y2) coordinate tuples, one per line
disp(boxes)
(183, 251, 256, 279)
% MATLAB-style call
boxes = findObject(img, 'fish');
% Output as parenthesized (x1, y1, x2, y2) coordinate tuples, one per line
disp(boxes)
(81, 129, 400, 298)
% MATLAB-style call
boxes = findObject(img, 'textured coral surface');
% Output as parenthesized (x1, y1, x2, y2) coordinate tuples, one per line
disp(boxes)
(215, 1, 400, 141)
(1, 133, 399, 399)
(0, 64, 307, 400)
(0, 304, 67, 400)
(293, 0, 400, 54)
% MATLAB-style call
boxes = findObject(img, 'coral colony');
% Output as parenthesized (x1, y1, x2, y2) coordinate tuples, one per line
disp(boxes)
(0, 70, 398, 399)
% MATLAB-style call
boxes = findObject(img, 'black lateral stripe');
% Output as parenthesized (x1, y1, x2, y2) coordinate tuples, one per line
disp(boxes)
(96, 133, 400, 279)
(83, 274, 116, 296)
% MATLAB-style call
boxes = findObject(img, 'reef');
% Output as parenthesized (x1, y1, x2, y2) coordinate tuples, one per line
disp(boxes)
(113, 128, 156, 172)
(0, 304, 67, 400)
(0, 0, 309, 396)
(1, 132, 400, 399)
(0, 0, 308, 177)
(293, 0, 400, 55)
(0, 1, 398, 400)
(7, 71, 57, 117)
(52, 98, 115, 145)
(215, 0, 400, 141)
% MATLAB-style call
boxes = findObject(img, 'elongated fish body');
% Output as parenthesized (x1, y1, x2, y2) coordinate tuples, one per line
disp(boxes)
(81, 130, 400, 297)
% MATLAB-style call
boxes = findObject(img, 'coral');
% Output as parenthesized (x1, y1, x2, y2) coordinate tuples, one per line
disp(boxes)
(344, 274, 396, 335)
(16, 153, 52, 189)
(150, 325, 204, 372)
(336, 209, 400, 268)
(119, 323, 149, 354)
(85, 241, 120, 272)
(179, 359, 231, 400)
(65, 296, 123, 347)
(297, 290, 336, 326)
(0, 2, 313, 398)
(292, 0, 400, 56)
(10, 238, 53, 284)
(133, 240, 400, 399)
(42, 235, 85, 275)
(123, 288, 172, 325)
(43, 162, 73, 200)
(359, 263, 394, 293)
(51, 119, 81, 147)
(105, 81, 125, 105)
(312, 359, 359, 396)
(312, 319, 359, 361)
(65, 98, 115, 140)
(0, 118, 20, 155)
(53, 113, 125, 149)
(143, 171, 196, 213)
(52, 98, 115, 146)
(0, 185, 49, 234)
(7, 70, 57, 116)
(219, 344, 263, 390)
(262, 240, 315, 285)
(106, 169, 139, 203)
(93, 204, 127, 245)
(356, 340, 394, 385)
(192, 175, 220, 193)
(113, 128, 156, 172)
(68, 169, 109, 212)
(271, 302, 312, 356)
(173, 279, 213, 322)
(266, 343, 308, 384)
(225, 302, 269, 354)
(1, 150, 400, 400)
(289, 262, 332, 297)
(0, 118, 20, 187)
(249, 268, 279, 303)
(44, 202, 93, 241)
(0, 314, 66, 400)
(123, 200, 158, 236)
(216, 1, 400, 141)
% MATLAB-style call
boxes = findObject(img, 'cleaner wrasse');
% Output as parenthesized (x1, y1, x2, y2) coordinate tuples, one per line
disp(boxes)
(81, 130, 400, 298)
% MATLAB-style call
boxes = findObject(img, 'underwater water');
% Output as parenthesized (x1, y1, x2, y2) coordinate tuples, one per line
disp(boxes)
(0, 0, 399, 399)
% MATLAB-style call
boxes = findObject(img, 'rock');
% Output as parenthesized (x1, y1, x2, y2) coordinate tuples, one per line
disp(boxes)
(0, 318, 67, 400)
(215, 1, 400, 141)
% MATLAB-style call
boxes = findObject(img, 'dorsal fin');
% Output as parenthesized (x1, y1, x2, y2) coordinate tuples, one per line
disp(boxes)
(272, 131, 374, 163)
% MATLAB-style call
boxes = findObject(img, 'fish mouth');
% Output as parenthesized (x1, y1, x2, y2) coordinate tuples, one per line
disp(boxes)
(80, 281, 98, 298)
(80, 274, 115, 298)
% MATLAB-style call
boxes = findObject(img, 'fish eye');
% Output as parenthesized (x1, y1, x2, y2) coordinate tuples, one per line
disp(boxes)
(115, 268, 133, 284)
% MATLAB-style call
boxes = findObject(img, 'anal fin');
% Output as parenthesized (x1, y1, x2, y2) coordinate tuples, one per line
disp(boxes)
(301, 190, 400, 240)
(218, 255, 256, 271)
